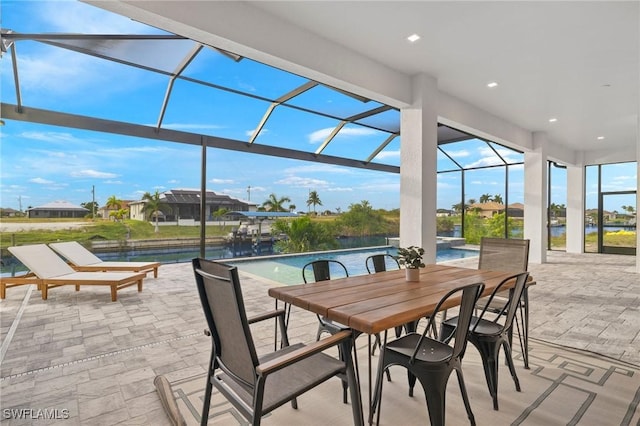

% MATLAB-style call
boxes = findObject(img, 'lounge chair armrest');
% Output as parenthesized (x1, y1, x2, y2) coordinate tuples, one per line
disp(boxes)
(247, 308, 286, 325)
(256, 330, 352, 377)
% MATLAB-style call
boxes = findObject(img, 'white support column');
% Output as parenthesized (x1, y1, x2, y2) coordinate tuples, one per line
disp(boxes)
(399, 74, 438, 264)
(636, 109, 640, 273)
(636, 4, 640, 273)
(566, 164, 585, 253)
(524, 132, 548, 264)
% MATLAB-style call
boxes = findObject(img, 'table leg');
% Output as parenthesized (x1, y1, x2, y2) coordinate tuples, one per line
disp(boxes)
(367, 334, 372, 424)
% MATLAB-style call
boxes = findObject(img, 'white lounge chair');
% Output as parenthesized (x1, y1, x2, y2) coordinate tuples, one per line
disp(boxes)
(49, 241, 160, 278)
(3, 244, 147, 301)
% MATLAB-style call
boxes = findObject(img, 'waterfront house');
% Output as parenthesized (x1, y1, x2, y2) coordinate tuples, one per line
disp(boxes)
(128, 189, 256, 224)
(26, 201, 89, 219)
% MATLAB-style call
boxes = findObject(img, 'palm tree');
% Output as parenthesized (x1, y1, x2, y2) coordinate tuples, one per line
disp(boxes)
(106, 195, 122, 210)
(307, 190, 322, 214)
(105, 195, 123, 221)
(109, 208, 129, 222)
(479, 193, 492, 203)
(213, 207, 230, 227)
(142, 190, 171, 233)
(493, 194, 504, 205)
(262, 193, 291, 212)
(288, 204, 296, 213)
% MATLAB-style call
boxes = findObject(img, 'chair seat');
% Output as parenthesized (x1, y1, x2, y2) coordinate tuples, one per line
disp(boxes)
(215, 343, 346, 414)
(442, 316, 503, 337)
(386, 333, 453, 364)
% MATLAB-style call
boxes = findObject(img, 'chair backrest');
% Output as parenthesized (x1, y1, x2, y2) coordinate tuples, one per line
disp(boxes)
(413, 282, 484, 361)
(302, 259, 348, 283)
(365, 254, 400, 274)
(8, 244, 77, 278)
(473, 271, 530, 335)
(478, 237, 530, 273)
(193, 258, 259, 392)
(49, 241, 102, 266)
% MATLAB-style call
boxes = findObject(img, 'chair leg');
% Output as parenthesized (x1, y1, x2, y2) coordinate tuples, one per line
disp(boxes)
(454, 367, 476, 425)
(200, 376, 213, 426)
(502, 341, 521, 392)
(416, 374, 448, 426)
(316, 323, 324, 341)
(473, 340, 501, 410)
(337, 345, 349, 403)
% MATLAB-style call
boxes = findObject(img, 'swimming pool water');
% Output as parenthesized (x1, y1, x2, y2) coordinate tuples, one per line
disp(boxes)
(227, 246, 478, 285)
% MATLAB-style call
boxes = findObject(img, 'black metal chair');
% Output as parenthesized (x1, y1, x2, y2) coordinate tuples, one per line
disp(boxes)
(477, 237, 531, 368)
(365, 253, 400, 274)
(365, 254, 401, 353)
(440, 271, 530, 410)
(373, 282, 485, 426)
(193, 258, 363, 426)
(302, 259, 350, 340)
(301, 259, 355, 403)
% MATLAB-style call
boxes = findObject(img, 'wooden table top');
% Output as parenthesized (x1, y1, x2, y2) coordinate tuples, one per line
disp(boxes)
(268, 264, 532, 335)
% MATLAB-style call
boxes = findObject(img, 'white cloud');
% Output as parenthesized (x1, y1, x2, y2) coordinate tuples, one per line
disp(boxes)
(210, 178, 235, 184)
(70, 169, 118, 179)
(445, 149, 470, 158)
(283, 163, 352, 175)
(375, 150, 400, 160)
(308, 127, 377, 144)
(245, 128, 268, 138)
(326, 187, 353, 192)
(20, 131, 86, 144)
(275, 176, 330, 188)
(30, 177, 54, 184)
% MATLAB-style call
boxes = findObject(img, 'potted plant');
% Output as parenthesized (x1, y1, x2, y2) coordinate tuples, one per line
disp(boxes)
(396, 246, 425, 282)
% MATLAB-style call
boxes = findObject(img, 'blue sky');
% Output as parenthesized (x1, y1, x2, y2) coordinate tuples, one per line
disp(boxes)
(1, 1, 634, 215)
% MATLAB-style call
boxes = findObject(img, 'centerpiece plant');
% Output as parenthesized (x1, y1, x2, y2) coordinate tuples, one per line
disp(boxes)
(396, 246, 425, 281)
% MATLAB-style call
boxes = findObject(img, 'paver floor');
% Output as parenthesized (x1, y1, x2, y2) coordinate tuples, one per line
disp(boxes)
(0, 251, 637, 424)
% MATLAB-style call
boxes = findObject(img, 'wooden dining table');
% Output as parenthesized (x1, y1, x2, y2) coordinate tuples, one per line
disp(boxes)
(268, 263, 534, 424)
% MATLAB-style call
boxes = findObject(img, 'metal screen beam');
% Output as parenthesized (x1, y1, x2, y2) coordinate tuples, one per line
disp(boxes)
(1, 103, 400, 174)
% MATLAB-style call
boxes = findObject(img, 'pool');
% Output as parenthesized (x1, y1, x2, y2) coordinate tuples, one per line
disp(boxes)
(227, 246, 478, 285)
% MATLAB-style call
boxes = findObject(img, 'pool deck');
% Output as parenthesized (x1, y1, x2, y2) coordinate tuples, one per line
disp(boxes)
(0, 250, 638, 424)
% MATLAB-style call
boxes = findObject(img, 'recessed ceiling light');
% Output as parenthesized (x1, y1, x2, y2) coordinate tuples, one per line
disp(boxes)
(407, 34, 420, 43)
(487, 81, 498, 88)
(597, 136, 605, 140)
(548, 118, 557, 123)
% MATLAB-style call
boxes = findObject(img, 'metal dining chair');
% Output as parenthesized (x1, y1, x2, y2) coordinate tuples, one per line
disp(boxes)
(193, 258, 363, 425)
(373, 282, 485, 426)
(477, 237, 531, 368)
(440, 271, 530, 410)
(301, 259, 355, 403)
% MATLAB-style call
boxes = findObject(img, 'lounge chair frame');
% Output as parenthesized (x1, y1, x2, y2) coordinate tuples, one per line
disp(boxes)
(49, 241, 160, 278)
(3, 244, 147, 301)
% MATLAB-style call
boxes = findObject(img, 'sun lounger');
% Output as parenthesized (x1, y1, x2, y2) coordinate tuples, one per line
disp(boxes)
(49, 241, 160, 278)
(3, 244, 147, 301)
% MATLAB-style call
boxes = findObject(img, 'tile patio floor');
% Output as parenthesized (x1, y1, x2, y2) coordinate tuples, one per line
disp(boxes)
(0, 251, 638, 425)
